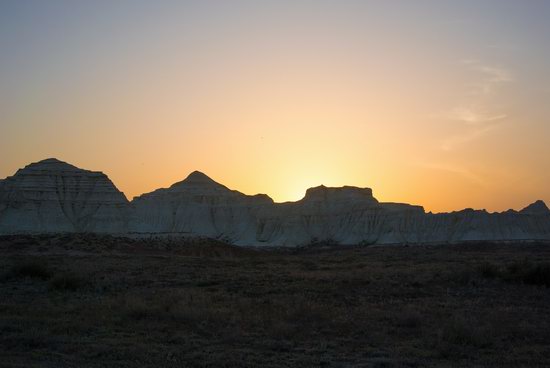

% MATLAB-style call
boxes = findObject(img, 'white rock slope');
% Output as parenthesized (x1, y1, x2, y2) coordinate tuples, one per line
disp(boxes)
(130, 171, 272, 242)
(1, 159, 550, 246)
(128, 171, 550, 246)
(0, 159, 129, 234)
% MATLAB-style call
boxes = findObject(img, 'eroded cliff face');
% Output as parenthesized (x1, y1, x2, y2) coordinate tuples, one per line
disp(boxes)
(249, 186, 424, 246)
(0, 159, 129, 234)
(129, 171, 273, 241)
(1, 159, 549, 246)
(127, 174, 550, 246)
(520, 200, 550, 215)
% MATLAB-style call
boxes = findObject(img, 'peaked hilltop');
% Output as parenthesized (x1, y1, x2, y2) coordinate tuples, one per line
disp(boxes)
(1, 158, 549, 246)
(170, 170, 227, 189)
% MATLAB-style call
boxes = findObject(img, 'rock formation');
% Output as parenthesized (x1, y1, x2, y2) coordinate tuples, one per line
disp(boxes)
(520, 200, 550, 215)
(1, 158, 550, 246)
(0, 158, 129, 234)
(249, 186, 425, 246)
(129, 170, 273, 243)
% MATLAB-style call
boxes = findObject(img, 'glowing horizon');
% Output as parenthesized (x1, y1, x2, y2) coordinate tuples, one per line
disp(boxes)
(2, 156, 546, 214)
(1, 1, 550, 213)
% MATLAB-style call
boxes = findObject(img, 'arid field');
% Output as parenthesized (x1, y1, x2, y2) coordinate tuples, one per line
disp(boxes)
(1, 235, 550, 367)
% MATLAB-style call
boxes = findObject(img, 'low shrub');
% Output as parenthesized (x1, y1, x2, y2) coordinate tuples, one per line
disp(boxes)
(4, 261, 52, 280)
(394, 307, 423, 329)
(436, 316, 494, 358)
(478, 260, 550, 287)
(477, 262, 500, 278)
(48, 272, 89, 291)
(520, 263, 550, 287)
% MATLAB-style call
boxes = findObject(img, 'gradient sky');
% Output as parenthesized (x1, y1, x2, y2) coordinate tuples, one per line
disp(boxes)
(1, 0, 550, 212)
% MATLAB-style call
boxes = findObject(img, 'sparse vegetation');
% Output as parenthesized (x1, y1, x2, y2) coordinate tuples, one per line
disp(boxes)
(2, 260, 52, 280)
(48, 272, 90, 291)
(478, 259, 550, 287)
(1, 235, 550, 367)
(305, 237, 340, 247)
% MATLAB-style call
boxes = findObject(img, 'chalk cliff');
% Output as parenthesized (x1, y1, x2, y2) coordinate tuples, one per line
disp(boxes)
(129, 170, 273, 242)
(1, 159, 549, 246)
(249, 186, 425, 246)
(0, 159, 129, 234)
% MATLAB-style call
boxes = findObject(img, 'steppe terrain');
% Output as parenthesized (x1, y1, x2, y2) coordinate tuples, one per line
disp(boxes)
(1, 235, 550, 367)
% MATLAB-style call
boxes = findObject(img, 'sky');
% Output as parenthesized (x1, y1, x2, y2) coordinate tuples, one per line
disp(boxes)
(1, 0, 550, 212)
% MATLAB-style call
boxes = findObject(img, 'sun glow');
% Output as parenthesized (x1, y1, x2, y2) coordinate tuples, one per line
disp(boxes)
(1, 1, 550, 213)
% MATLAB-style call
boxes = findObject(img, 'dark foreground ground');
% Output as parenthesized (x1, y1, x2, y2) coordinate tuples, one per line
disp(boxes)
(1, 235, 550, 367)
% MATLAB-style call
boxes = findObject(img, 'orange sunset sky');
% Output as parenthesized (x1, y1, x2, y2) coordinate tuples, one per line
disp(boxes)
(1, 1, 549, 212)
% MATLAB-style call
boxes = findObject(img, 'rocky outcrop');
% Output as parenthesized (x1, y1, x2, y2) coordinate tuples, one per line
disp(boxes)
(1, 158, 549, 246)
(129, 171, 273, 242)
(249, 186, 424, 246)
(129, 174, 550, 246)
(520, 200, 550, 215)
(0, 158, 129, 234)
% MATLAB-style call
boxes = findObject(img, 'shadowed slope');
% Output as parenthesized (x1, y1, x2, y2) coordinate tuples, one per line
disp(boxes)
(1, 159, 550, 246)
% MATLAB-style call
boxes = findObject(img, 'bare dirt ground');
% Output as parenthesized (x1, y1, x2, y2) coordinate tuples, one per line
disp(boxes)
(1, 234, 550, 367)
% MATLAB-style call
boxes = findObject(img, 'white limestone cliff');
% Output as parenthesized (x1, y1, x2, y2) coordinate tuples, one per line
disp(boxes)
(0, 158, 129, 234)
(1, 159, 549, 246)
(249, 186, 424, 246)
(129, 171, 273, 242)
